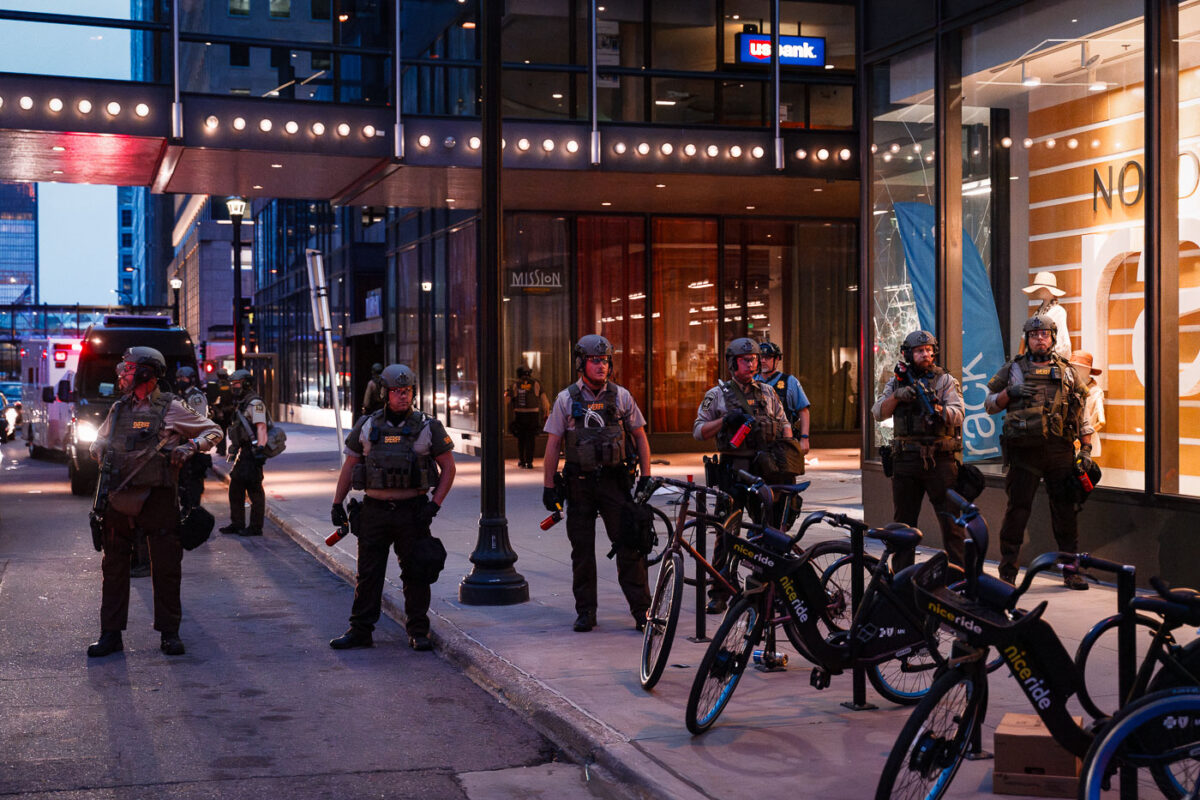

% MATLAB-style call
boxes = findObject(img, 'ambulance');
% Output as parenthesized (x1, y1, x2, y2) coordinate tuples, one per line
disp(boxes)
(20, 337, 82, 458)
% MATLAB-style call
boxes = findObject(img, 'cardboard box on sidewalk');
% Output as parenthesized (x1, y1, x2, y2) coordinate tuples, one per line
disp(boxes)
(993, 712, 1081, 798)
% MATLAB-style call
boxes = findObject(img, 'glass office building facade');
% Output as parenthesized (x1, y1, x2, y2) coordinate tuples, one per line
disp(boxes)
(860, 0, 1200, 580)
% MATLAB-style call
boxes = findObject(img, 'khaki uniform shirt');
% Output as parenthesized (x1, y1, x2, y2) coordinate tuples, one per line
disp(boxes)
(90, 388, 222, 460)
(543, 380, 646, 437)
(692, 379, 789, 443)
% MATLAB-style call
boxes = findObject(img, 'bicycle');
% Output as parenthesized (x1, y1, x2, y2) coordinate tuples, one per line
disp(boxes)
(876, 492, 1200, 800)
(1076, 579, 1200, 799)
(637, 474, 848, 689)
(683, 494, 948, 735)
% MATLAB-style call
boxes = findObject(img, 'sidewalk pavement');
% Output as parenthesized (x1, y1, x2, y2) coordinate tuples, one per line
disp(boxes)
(216, 423, 1161, 799)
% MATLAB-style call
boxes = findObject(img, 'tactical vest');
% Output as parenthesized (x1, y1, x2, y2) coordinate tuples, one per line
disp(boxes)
(892, 367, 960, 450)
(353, 410, 437, 491)
(563, 383, 628, 471)
(229, 393, 263, 447)
(715, 380, 787, 453)
(1001, 355, 1078, 445)
(511, 379, 539, 411)
(760, 371, 799, 424)
(109, 394, 175, 489)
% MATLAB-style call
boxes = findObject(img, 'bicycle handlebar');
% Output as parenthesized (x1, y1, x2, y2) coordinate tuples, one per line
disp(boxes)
(1150, 576, 1200, 610)
(1010, 551, 1134, 606)
(636, 475, 731, 505)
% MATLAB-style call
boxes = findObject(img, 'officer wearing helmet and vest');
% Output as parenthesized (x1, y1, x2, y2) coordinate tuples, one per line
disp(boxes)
(871, 330, 966, 569)
(361, 362, 386, 418)
(694, 337, 793, 612)
(986, 314, 1094, 589)
(329, 364, 456, 651)
(756, 340, 812, 452)
(543, 335, 652, 633)
(85, 347, 222, 658)
(219, 369, 269, 537)
(175, 366, 212, 513)
(506, 364, 549, 469)
(207, 368, 235, 456)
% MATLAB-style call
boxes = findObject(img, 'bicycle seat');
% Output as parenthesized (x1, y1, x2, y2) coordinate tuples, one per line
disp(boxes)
(867, 522, 922, 552)
(1133, 577, 1200, 626)
(769, 481, 811, 497)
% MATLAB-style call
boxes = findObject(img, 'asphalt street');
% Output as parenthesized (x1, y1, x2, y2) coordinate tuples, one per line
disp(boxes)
(0, 439, 598, 800)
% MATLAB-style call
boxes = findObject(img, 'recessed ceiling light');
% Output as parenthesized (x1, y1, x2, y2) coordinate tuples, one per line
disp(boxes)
(517, 138, 531, 151)
(729, 145, 742, 158)
(51, 145, 65, 152)
(233, 117, 246, 131)
(613, 142, 626, 155)
(551, 93, 563, 100)
(706, 145, 719, 157)
(135, 103, 149, 117)
(660, 142, 673, 155)
(795, 148, 807, 159)
(106, 101, 121, 115)
(48, 98, 63, 112)
(751, 145, 764, 158)
(656, 183, 666, 188)
(816, 148, 830, 161)
(683, 143, 697, 156)
(636, 142, 650, 155)
(336, 123, 350, 136)
(601, 201, 612, 206)
(205, 115, 219, 129)
(285, 120, 299, 134)
(19, 96, 33, 110)
(259, 118, 273, 132)
(838, 148, 852, 161)
(252, 184, 263, 189)
(271, 163, 283, 168)
(363, 124, 376, 137)
(565, 139, 579, 153)
(77, 99, 92, 113)
(52, 169, 63, 175)
(542, 138, 555, 151)
(312, 121, 326, 135)
(468, 136, 481, 150)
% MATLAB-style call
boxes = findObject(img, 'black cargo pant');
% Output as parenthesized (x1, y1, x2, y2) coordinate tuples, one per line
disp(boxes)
(348, 496, 433, 638)
(564, 468, 650, 620)
(178, 453, 211, 512)
(227, 453, 265, 529)
(100, 486, 183, 634)
(512, 411, 540, 465)
(890, 449, 964, 569)
(998, 440, 1079, 577)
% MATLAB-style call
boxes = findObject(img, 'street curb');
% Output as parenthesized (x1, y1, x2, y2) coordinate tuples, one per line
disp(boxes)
(213, 464, 709, 800)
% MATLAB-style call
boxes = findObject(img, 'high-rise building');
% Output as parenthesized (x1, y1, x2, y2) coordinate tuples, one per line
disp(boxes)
(0, 182, 37, 305)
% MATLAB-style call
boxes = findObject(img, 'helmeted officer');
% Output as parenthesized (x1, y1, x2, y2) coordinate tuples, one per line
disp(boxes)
(506, 364, 549, 469)
(329, 364, 456, 651)
(757, 340, 812, 455)
(174, 366, 212, 514)
(361, 362, 386, 418)
(207, 368, 234, 456)
(694, 337, 793, 612)
(985, 315, 1094, 589)
(219, 368, 268, 537)
(871, 330, 966, 569)
(86, 347, 221, 658)
(543, 335, 652, 633)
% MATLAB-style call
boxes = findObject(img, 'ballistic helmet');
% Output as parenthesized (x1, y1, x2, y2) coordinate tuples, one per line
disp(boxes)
(229, 369, 254, 396)
(516, 365, 532, 378)
(118, 347, 166, 386)
(573, 335, 614, 372)
(379, 364, 417, 390)
(759, 340, 782, 360)
(900, 330, 939, 364)
(216, 368, 230, 381)
(370, 362, 384, 376)
(175, 366, 197, 390)
(1023, 314, 1057, 347)
(725, 337, 759, 374)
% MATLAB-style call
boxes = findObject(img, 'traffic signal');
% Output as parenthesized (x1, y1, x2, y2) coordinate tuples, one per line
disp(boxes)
(236, 298, 252, 319)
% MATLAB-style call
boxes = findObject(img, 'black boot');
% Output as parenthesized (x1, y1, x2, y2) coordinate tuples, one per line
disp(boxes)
(329, 629, 373, 649)
(218, 523, 244, 535)
(160, 632, 186, 656)
(573, 612, 596, 632)
(87, 631, 123, 658)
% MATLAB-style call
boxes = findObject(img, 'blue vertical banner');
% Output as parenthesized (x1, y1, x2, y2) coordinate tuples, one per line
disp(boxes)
(894, 202, 1005, 462)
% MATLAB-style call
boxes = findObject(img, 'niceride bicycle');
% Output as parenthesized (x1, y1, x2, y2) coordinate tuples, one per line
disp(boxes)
(684, 489, 950, 735)
(636, 474, 853, 690)
(876, 492, 1200, 800)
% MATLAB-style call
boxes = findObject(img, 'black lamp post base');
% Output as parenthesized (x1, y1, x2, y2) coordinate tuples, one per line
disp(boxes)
(458, 569, 529, 605)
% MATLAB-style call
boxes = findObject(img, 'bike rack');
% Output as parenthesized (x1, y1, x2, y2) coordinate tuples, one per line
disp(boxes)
(840, 521, 877, 711)
(688, 484, 710, 643)
(1115, 564, 1137, 799)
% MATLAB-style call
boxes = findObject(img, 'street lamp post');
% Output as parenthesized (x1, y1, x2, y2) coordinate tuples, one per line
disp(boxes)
(169, 277, 182, 326)
(226, 197, 248, 371)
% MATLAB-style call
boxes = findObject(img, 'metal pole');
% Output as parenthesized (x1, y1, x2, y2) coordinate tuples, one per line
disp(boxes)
(171, 0, 182, 138)
(589, 0, 600, 165)
(1116, 564, 1137, 798)
(771, 0, 782, 170)
(394, 0, 403, 159)
(304, 249, 346, 466)
(459, 0, 528, 606)
(231, 212, 244, 371)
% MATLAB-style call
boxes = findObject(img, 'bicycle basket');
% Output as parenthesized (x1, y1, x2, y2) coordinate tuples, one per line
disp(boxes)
(913, 552, 1037, 645)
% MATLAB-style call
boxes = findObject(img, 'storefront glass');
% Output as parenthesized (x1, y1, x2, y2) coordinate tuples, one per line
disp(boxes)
(652, 218, 719, 432)
(1177, 0, 1200, 497)
(447, 223, 478, 430)
(867, 42, 934, 453)
(962, 0, 1144, 485)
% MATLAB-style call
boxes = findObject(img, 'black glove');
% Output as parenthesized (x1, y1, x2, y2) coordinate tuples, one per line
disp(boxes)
(1007, 383, 1036, 402)
(331, 502, 348, 527)
(418, 499, 440, 525)
(635, 475, 653, 498)
(252, 445, 267, 463)
(1076, 450, 1095, 474)
(543, 486, 560, 512)
(893, 385, 918, 403)
(722, 409, 747, 433)
(170, 442, 196, 466)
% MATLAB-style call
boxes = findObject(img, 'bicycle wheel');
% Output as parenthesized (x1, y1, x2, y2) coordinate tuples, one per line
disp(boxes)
(875, 667, 986, 800)
(817, 546, 879, 632)
(640, 551, 685, 690)
(1074, 612, 1163, 720)
(774, 539, 855, 655)
(685, 596, 764, 735)
(1078, 686, 1200, 799)
(868, 627, 949, 706)
(644, 507, 675, 567)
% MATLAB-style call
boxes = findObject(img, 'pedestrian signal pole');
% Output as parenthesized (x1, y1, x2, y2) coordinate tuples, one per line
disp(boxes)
(305, 249, 346, 465)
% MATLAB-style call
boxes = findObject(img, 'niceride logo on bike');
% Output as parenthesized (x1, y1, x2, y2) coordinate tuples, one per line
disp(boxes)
(731, 539, 775, 569)
(924, 599, 983, 635)
(1003, 645, 1054, 711)
(777, 575, 809, 622)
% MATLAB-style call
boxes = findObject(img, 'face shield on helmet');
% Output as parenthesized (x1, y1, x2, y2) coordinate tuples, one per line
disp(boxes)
(573, 335, 614, 373)
(725, 337, 759, 374)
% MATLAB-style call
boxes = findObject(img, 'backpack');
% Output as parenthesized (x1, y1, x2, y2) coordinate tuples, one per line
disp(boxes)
(238, 400, 288, 458)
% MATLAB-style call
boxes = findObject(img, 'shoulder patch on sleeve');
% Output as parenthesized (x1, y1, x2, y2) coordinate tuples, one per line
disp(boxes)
(700, 394, 713, 412)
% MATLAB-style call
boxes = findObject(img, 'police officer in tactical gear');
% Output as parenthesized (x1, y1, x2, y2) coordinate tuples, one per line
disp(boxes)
(543, 335, 652, 633)
(506, 364, 549, 469)
(872, 330, 967, 569)
(175, 366, 212, 513)
(361, 362, 386, 418)
(986, 314, 1095, 589)
(207, 368, 235, 456)
(756, 340, 812, 453)
(219, 369, 268, 537)
(694, 337, 794, 612)
(86, 347, 221, 658)
(330, 364, 456, 651)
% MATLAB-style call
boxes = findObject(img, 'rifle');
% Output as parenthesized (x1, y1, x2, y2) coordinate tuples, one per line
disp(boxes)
(89, 450, 114, 552)
(894, 361, 939, 419)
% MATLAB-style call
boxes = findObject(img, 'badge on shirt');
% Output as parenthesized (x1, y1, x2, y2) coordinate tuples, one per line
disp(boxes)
(383, 435, 403, 443)
(132, 421, 150, 429)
